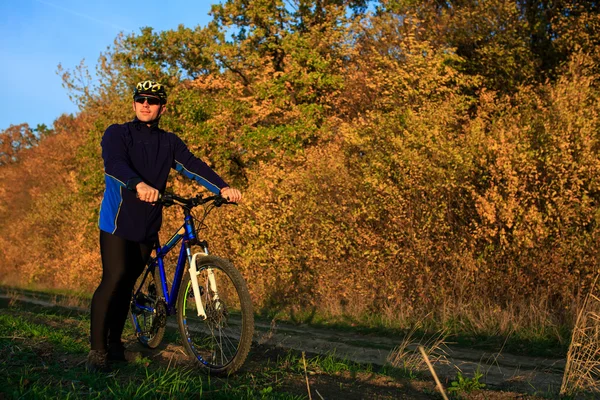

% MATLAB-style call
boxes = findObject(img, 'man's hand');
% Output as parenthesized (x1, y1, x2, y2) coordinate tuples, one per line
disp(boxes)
(136, 182, 159, 203)
(221, 187, 242, 203)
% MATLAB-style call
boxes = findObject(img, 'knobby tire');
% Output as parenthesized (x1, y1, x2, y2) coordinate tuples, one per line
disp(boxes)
(177, 255, 254, 375)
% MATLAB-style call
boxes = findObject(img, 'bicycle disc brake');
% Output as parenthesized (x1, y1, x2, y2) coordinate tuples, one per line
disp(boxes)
(206, 299, 229, 329)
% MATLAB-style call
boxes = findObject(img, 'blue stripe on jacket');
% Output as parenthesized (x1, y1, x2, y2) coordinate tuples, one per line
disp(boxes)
(99, 174, 125, 234)
(174, 161, 221, 194)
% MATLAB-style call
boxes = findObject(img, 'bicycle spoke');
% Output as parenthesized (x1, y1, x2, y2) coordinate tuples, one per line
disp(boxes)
(210, 322, 237, 363)
(179, 260, 251, 371)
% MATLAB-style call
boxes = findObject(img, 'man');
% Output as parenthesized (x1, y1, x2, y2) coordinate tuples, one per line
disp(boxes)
(87, 80, 241, 372)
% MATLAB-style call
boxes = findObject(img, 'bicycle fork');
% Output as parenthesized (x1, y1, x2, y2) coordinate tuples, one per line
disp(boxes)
(186, 243, 220, 319)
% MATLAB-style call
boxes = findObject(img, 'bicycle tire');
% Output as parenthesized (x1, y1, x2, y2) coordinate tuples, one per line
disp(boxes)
(130, 266, 166, 348)
(177, 255, 254, 375)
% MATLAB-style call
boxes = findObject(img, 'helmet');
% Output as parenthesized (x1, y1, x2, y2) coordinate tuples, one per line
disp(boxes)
(133, 80, 167, 104)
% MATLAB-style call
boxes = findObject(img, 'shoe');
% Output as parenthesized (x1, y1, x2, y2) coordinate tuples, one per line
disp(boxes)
(86, 350, 111, 372)
(107, 342, 142, 363)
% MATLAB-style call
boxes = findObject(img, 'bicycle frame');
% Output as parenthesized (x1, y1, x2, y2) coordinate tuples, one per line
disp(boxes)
(134, 207, 209, 317)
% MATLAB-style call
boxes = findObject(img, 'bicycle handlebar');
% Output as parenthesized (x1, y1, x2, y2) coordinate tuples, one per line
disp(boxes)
(157, 193, 235, 208)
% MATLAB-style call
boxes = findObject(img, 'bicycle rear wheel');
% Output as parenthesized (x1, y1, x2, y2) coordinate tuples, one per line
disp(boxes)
(177, 255, 254, 375)
(130, 266, 166, 348)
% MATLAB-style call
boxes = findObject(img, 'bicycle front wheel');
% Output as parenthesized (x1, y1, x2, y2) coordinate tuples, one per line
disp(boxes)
(177, 255, 254, 375)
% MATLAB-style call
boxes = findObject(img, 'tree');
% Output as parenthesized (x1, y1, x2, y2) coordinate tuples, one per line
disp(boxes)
(379, 0, 600, 91)
(0, 123, 37, 165)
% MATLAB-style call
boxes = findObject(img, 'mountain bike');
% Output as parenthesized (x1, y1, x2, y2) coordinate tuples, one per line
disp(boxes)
(129, 193, 254, 375)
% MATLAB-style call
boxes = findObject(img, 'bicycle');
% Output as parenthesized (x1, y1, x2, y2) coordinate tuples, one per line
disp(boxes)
(129, 192, 254, 375)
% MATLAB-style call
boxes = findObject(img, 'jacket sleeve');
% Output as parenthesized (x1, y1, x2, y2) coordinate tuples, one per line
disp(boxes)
(172, 135, 228, 194)
(101, 125, 141, 190)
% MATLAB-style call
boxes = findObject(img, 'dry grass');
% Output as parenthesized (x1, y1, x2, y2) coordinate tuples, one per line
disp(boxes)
(561, 274, 600, 396)
(437, 294, 568, 344)
(419, 346, 449, 400)
(257, 318, 279, 345)
(5, 288, 20, 307)
(386, 319, 449, 372)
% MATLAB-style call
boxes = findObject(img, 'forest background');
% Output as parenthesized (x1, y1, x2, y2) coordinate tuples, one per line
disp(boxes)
(1, 0, 599, 348)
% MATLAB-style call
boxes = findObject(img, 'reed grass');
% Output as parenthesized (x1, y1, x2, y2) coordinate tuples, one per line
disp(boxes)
(561, 274, 600, 396)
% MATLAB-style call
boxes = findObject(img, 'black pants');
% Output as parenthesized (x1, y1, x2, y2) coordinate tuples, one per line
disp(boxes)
(90, 230, 153, 350)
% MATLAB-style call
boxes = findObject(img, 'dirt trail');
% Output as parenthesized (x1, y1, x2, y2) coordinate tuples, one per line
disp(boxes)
(253, 318, 565, 395)
(0, 289, 566, 396)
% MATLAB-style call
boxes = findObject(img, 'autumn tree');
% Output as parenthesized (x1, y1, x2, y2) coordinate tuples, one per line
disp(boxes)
(0, 123, 54, 165)
(33, 0, 600, 339)
(379, 0, 600, 92)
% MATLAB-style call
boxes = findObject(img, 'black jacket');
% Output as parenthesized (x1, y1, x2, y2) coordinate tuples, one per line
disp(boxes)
(98, 119, 228, 242)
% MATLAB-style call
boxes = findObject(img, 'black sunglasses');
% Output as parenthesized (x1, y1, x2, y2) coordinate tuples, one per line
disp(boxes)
(134, 96, 161, 106)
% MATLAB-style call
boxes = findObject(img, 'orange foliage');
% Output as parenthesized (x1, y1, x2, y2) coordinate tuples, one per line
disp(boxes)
(1, 3, 599, 338)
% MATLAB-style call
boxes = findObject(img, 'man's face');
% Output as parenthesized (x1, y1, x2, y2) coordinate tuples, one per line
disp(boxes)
(133, 95, 165, 123)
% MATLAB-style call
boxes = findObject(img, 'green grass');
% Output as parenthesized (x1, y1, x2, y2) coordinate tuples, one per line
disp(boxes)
(0, 306, 306, 399)
(276, 350, 360, 375)
(447, 369, 486, 396)
(1, 301, 382, 399)
(0, 313, 88, 353)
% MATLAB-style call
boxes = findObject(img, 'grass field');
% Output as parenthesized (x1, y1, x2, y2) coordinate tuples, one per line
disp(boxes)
(0, 294, 560, 399)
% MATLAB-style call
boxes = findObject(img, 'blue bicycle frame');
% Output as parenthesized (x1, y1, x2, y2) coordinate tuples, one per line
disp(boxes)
(137, 207, 208, 316)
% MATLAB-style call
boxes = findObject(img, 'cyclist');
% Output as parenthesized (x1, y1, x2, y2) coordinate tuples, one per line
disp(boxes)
(86, 80, 242, 372)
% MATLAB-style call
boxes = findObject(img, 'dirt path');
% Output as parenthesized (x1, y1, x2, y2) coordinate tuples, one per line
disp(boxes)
(252, 318, 565, 395)
(0, 288, 566, 397)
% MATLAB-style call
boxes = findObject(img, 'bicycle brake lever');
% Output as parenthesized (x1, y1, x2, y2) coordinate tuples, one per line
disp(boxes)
(158, 193, 174, 207)
(215, 196, 236, 207)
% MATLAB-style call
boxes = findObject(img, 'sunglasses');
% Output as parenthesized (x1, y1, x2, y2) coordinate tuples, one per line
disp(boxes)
(134, 96, 161, 106)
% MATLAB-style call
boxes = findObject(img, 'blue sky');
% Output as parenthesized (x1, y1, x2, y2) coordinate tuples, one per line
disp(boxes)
(0, 0, 216, 132)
